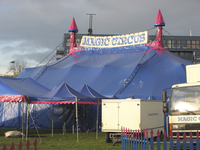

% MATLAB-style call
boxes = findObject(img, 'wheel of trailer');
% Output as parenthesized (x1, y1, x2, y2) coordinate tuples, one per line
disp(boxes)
(106, 132, 112, 143)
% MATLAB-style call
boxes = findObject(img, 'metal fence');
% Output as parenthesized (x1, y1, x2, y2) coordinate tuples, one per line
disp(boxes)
(121, 127, 200, 150)
(2, 137, 38, 150)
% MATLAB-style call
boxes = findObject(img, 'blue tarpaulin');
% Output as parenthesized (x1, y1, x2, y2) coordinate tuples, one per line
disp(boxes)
(76, 84, 111, 100)
(0, 76, 50, 97)
(0, 77, 51, 128)
(32, 82, 98, 104)
(19, 45, 192, 100)
(0, 41, 193, 130)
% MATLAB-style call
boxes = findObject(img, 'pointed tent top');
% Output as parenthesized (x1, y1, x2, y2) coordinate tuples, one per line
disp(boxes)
(77, 84, 110, 99)
(68, 17, 78, 33)
(154, 9, 165, 26)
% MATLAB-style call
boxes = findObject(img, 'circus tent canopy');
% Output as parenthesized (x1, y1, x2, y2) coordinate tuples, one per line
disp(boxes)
(31, 82, 98, 104)
(0, 77, 50, 102)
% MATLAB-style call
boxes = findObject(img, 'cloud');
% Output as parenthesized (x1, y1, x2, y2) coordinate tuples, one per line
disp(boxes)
(0, 0, 199, 74)
(1, 40, 53, 65)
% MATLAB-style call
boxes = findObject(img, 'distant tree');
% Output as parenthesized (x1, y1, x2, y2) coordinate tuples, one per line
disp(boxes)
(2, 74, 13, 78)
(7, 61, 28, 78)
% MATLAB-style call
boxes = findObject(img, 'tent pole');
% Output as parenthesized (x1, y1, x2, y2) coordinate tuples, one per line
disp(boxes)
(76, 97, 79, 142)
(96, 98, 99, 139)
(22, 102, 24, 141)
(72, 105, 74, 134)
(63, 104, 66, 135)
(52, 105, 54, 137)
(26, 103, 30, 140)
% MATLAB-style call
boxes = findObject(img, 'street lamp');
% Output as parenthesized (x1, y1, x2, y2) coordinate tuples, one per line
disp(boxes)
(10, 61, 15, 78)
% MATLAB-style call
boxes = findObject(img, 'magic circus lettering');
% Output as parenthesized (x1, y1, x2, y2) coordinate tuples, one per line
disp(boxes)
(80, 31, 148, 48)
(178, 116, 200, 122)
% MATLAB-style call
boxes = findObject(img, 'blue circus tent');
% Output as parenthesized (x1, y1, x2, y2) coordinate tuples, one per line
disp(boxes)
(76, 84, 111, 100)
(15, 43, 193, 131)
(29, 82, 99, 134)
(18, 45, 192, 100)
(0, 80, 20, 95)
(0, 79, 23, 104)
(0, 76, 50, 97)
(32, 82, 98, 104)
(76, 83, 112, 133)
(0, 77, 50, 128)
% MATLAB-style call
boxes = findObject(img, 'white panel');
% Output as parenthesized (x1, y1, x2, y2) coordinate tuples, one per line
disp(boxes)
(186, 64, 200, 83)
(140, 101, 163, 129)
(102, 102, 119, 130)
(119, 100, 140, 130)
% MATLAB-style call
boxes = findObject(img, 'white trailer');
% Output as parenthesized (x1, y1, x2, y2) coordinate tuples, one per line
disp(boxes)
(102, 98, 164, 142)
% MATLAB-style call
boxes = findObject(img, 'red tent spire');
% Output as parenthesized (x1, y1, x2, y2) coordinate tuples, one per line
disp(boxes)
(154, 9, 165, 26)
(67, 17, 83, 57)
(68, 17, 78, 32)
(141, 9, 172, 57)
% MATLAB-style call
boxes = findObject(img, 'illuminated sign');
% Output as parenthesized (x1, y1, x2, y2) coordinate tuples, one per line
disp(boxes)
(80, 31, 148, 48)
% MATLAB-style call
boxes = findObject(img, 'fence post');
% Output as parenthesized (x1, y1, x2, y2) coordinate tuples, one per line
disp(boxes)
(121, 127, 124, 150)
(10, 142, 14, 150)
(33, 137, 38, 150)
(121, 127, 123, 150)
(163, 130, 167, 150)
(146, 129, 149, 150)
(196, 131, 199, 150)
(26, 139, 30, 150)
(190, 131, 193, 150)
(176, 132, 180, 150)
(124, 127, 126, 150)
(183, 132, 186, 150)
(125, 128, 127, 150)
(130, 129, 133, 150)
(133, 130, 136, 150)
(2, 144, 6, 150)
(138, 130, 141, 150)
(170, 131, 173, 150)
(150, 129, 154, 150)
(18, 140, 22, 150)
(143, 129, 145, 150)
(121, 126, 123, 150)
(128, 129, 130, 150)
(157, 130, 160, 150)
(140, 129, 143, 150)
(136, 130, 138, 150)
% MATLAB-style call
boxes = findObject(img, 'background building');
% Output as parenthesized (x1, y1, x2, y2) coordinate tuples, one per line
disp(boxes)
(149, 35, 200, 63)
(56, 33, 200, 64)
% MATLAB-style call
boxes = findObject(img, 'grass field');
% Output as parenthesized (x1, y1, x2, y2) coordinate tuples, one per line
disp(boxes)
(0, 128, 122, 150)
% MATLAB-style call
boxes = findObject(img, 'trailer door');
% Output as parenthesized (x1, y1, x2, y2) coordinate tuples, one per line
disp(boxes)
(102, 102, 119, 130)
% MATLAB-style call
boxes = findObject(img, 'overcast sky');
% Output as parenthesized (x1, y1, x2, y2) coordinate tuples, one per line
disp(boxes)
(0, 0, 199, 75)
